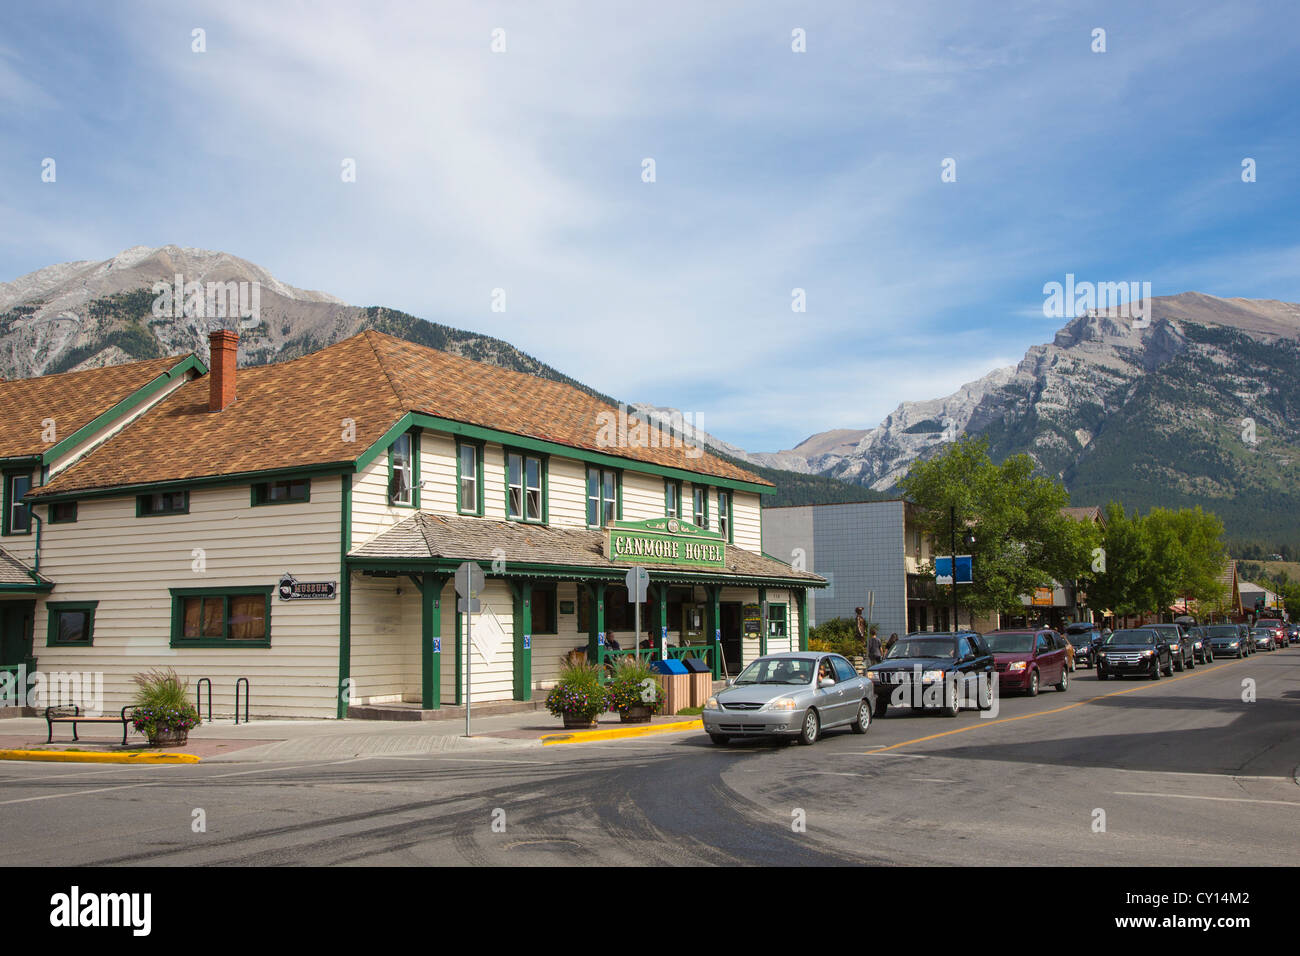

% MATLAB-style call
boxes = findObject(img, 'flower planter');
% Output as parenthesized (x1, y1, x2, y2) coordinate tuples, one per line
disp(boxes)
(147, 728, 189, 747)
(619, 705, 653, 724)
(562, 714, 598, 730)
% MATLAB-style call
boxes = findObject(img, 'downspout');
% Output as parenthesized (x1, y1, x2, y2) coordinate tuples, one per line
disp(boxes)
(29, 511, 42, 582)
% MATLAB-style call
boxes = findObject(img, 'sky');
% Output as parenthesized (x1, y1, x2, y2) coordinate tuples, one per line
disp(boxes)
(2, 1, 1298, 452)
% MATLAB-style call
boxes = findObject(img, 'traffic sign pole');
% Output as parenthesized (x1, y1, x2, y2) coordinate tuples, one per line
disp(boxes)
(626, 566, 649, 664)
(455, 562, 485, 737)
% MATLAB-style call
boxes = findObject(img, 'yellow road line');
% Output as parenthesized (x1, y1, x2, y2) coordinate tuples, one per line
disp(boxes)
(862, 657, 1244, 754)
(541, 719, 702, 746)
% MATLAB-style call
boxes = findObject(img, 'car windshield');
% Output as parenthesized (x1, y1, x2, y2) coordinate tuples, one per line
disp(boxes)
(886, 638, 956, 660)
(985, 632, 1035, 653)
(1206, 626, 1238, 638)
(1105, 630, 1158, 645)
(733, 658, 814, 685)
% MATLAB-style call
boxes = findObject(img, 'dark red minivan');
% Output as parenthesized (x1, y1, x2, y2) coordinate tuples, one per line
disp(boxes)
(986, 629, 1069, 696)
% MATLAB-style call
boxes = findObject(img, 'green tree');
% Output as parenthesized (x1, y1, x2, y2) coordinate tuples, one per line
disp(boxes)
(1086, 503, 1150, 619)
(899, 437, 1094, 617)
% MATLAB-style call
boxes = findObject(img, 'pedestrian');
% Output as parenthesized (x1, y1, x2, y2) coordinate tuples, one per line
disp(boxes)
(868, 627, 883, 665)
(886, 632, 899, 654)
(854, 606, 867, 648)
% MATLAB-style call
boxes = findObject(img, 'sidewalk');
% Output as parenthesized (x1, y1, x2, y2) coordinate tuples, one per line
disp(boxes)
(0, 709, 704, 763)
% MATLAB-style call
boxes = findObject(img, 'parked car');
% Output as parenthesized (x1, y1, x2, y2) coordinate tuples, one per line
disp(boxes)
(1064, 622, 1104, 668)
(1240, 623, 1256, 651)
(1185, 626, 1214, 664)
(1097, 628, 1173, 680)
(702, 652, 874, 746)
(1252, 627, 1276, 652)
(1205, 624, 1249, 659)
(985, 629, 1070, 696)
(865, 631, 996, 718)
(1256, 619, 1287, 649)
(1149, 623, 1195, 671)
(1287, 624, 1300, 647)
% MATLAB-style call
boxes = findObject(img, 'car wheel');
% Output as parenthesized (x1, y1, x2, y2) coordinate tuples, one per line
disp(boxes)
(873, 698, 889, 718)
(1055, 665, 1068, 693)
(798, 708, 820, 745)
(1151, 660, 1161, 680)
(708, 733, 730, 746)
(1173, 655, 1184, 672)
(977, 673, 994, 710)
(851, 700, 871, 734)
(1188, 654, 1196, 669)
(1161, 659, 1173, 676)
(942, 679, 960, 717)
(1026, 670, 1040, 697)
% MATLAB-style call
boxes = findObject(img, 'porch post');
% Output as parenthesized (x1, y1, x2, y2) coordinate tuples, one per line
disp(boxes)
(454, 596, 463, 705)
(586, 581, 606, 672)
(797, 588, 809, 651)
(707, 584, 722, 679)
(511, 580, 533, 701)
(421, 574, 448, 710)
(656, 583, 669, 658)
(757, 586, 768, 658)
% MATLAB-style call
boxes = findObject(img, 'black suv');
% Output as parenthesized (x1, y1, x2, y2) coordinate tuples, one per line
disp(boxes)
(1097, 628, 1173, 680)
(1064, 622, 1104, 668)
(1149, 623, 1195, 671)
(1185, 626, 1214, 664)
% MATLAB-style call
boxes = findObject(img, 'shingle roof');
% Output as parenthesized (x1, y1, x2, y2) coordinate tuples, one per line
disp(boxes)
(0, 546, 50, 587)
(350, 512, 825, 586)
(34, 330, 767, 497)
(1061, 506, 1104, 525)
(0, 355, 190, 462)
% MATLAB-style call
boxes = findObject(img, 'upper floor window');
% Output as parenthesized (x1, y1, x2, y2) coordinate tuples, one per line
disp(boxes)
(137, 490, 189, 517)
(587, 466, 619, 528)
(717, 489, 731, 542)
(253, 478, 310, 506)
(665, 480, 681, 519)
(457, 440, 483, 515)
(3, 473, 31, 535)
(49, 501, 77, 524)
(692, 486, 708, 529)
(507, 451, 545, 523)
(389, 432, 418, 507)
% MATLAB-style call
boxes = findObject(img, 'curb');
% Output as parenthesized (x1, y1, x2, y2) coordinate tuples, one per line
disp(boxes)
(541, 719, 702, 746)
(0, 749, 200, 765)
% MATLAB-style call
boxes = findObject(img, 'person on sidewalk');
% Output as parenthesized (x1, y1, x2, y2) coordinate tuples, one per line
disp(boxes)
(868, 628, 883, 665)
(855, 607, 867, 652)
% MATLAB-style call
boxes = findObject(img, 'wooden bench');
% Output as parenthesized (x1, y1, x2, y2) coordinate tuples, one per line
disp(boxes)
(45, 705, 139, 745)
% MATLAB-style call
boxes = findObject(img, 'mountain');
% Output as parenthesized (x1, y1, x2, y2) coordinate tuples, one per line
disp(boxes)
(757, 293, 1300, 543)
(0, 245, 614, 401)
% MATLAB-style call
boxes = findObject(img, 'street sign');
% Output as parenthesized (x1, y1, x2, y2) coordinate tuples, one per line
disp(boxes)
(626, 565, 649, 603)
(934, 555, 973, 585)
(457, 597, 481, 613)
(455, 562, 485, 598)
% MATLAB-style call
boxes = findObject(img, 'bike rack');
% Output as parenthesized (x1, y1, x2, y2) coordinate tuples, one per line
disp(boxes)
(234, 677, 250, 725)
(196, 678, 212, 722)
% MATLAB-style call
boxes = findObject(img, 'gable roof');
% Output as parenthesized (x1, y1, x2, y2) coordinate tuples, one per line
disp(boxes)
(32, 330, 767, 498)
(0, 354, 198, 463)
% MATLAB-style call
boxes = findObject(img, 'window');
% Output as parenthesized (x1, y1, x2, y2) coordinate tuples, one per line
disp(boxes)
(586, 466, 619, 528)
(47, 602, 97, 646)
(768, 603, 787, 639)
(252, 478, 310, 506)
(578, 585, 633, 632)
(506, 451, 546, 523)
(832, 657, 858, 682)
(3, 472, 32, 535)
(664, 480, 682, 519)
(49, 501, 77, 524)
(717, 490, 731, 542)
(529, 584, 558, 635)
(692, 486, 708, 529)
(457, 440, 483, 515)
(170, 588, 272, 647)
(137, 490, 188, 516)
(388, 432, 418, 507)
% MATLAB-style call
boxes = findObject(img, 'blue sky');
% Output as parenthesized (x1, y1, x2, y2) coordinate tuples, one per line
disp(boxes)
(2, 1, 1298, 451)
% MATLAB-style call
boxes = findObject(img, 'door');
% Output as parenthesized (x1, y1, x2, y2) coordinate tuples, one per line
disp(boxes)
(720, 603, 743, 673)
(0, 601, 35, 667)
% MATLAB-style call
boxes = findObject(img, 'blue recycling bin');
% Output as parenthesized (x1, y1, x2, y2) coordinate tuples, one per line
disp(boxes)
(650, 659, 689, 675)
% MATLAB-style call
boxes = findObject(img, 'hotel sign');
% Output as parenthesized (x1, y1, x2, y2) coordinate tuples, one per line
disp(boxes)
(606, 517, 726, 568)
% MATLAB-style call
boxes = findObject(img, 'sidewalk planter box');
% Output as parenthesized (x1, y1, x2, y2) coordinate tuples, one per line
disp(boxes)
(688, 671, 712, 707)
(619, 704, 653, 724)
(658, 674, 691, 715)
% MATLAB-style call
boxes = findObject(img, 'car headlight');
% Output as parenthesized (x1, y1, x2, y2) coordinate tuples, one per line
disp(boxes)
(1098, 652, 1108, 659)
(704, 696, 719, 710)
(1141, 649, 1155, 657)
(1007, 661, 1027, 672)
(921, 670, 945, 682)
(763, 697, 799, 712)
(1228, 642, 1238, 648)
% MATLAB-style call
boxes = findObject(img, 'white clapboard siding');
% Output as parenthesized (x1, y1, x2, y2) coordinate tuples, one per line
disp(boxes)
(733, 491, 762, 553)
(548, 456, 587, 528)
(34, 481, 343, 719)
(620, 469, 664, 523)
(419, 431, 458, 514)
(348, 574, 420, 704)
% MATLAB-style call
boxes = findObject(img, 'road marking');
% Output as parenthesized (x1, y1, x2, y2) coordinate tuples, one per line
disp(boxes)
(208, 757, 374, 778)
(0, 781, 159, 806)
(1109, 767, 1297, 783)
(861, 658, 1245, 754)
(1113, 791, 1300, 808)
(835, 752, 929, 759)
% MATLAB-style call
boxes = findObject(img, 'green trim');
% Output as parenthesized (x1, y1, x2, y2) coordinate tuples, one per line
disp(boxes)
(0, 582, 53, 593)
(46, 601, 98, 647)
(758, 587, 767, 657)
(33, 462, 350, 505)
(2, 470, 33, 536)
(41, 355, 207, 466)
(511, 580, 533, 701)
(455, 438, 485, 516)
(337, 473, 352, 719)
(422, 573, 447, 709)
(406, 412, 774, 495)
(691, 484, 709, 531)
(47, 501, 77, 524)
(585, 464, 622, 529)
(387, 429, 420, 508)
(664, 478, 683, 519)
(797, 590, 808, 652)
(250, 476, 311, 506)
(767, 601, 788, 648)
(136, 490, 189, 517)
(168, 586, 273, 648)
(504, 446, 548, 524)
(717, 489, 734, 543)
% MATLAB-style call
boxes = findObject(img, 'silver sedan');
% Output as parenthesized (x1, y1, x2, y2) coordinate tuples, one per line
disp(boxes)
(702, 651, 875, 746)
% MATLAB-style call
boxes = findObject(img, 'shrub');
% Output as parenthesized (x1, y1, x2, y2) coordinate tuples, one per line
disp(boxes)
(809, 617, 864, 657)
(129, 668, 201, 737)
(605, 656, 664, 716)
(545, 658, 608, 722)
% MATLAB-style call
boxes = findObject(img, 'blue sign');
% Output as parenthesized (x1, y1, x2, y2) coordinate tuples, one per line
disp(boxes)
(432, 638, 442, 654)
(523, 635, 531, 650)
(935, 555, 973, 585)
(661, 626, 668, 640)
(598, 632, 605, 645)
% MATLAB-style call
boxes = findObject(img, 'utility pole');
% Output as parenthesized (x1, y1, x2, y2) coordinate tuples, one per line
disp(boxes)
(950, 505, 959, 631)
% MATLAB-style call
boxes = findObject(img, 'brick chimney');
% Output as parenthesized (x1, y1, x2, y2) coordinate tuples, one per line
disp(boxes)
(208, 329, 238, 412)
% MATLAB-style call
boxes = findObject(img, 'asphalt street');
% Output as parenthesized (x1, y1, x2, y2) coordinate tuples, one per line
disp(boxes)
(2, 650, 1296, 866)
